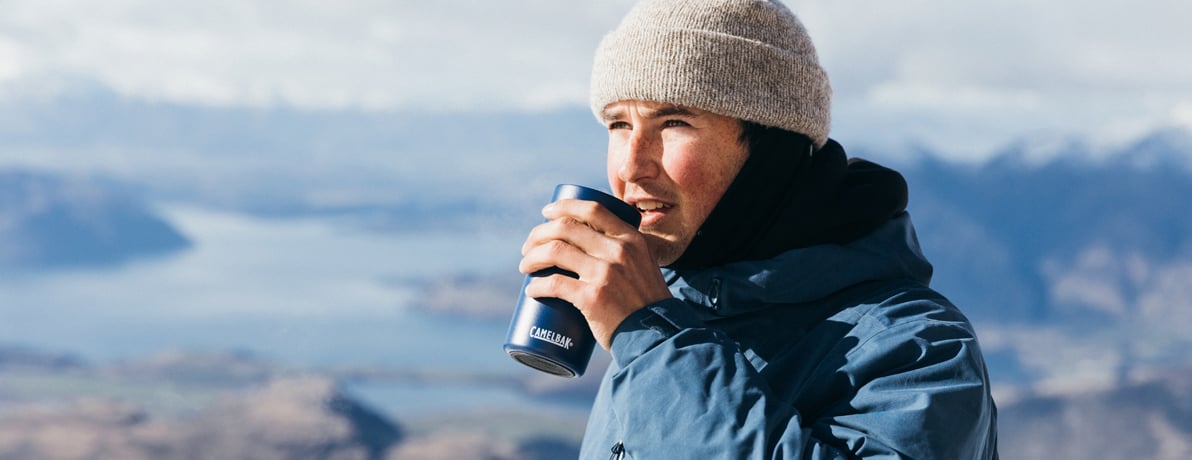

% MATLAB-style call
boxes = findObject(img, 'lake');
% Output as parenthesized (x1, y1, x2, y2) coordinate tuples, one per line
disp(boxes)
(0, 204, 590, 419)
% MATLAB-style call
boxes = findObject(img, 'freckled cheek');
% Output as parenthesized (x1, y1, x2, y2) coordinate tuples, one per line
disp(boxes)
(667, 149, 740, 225)
(661, 153, 717, 194)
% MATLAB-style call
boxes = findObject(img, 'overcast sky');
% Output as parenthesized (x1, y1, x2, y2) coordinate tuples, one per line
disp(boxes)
(1, 0, 1190, 160)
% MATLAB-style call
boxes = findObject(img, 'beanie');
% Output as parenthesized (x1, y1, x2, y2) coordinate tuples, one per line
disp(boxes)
(590, 0, 832, 147)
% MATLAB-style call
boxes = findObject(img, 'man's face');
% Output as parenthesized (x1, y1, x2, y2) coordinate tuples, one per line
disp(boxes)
(602, 100, 749, 266)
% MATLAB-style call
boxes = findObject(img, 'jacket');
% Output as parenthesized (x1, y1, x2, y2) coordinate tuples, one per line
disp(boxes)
(579, 213, 998, 459)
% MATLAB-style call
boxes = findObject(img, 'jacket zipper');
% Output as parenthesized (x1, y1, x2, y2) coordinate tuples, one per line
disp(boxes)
(609, 441, 625, 460)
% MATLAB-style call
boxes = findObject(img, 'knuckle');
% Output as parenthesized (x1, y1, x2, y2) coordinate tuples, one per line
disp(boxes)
(576, 290, 600, 311)
(560, 217, 582, 230)
(591, 263, 612, 284)
(608, 243, 630, 262)
(539, 275, 559, 291)
(576, 200, 601, 215)
(529, 275, 559, 296)
(546, 239, 570, 254)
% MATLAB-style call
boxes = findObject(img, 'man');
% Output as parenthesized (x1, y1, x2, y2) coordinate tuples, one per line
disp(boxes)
(518, 0, 998, 458)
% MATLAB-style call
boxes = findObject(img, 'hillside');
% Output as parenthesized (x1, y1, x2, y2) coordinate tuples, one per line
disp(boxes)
(997, 368, 1192, 460)
(905, 128, 1192, 325)
(0, 170, 191, 270)
(0, 346, 580, 459)
(893, 128, 1192, 397)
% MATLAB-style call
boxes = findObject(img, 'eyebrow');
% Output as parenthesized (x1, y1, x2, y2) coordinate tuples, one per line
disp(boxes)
(601, 104, 698, 122)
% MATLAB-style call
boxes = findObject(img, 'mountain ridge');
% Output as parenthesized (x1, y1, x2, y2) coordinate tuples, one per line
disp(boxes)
(0, 169, 191, 271)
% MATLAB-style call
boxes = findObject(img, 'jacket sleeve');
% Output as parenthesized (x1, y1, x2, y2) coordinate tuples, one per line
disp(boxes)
(603, 297, 996, 459)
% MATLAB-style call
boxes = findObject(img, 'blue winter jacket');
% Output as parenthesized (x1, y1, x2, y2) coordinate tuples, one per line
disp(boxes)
(579, 213, 998, 459)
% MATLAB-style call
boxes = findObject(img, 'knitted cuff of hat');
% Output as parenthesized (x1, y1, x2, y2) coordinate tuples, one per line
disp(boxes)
(590, 0, 831, 147)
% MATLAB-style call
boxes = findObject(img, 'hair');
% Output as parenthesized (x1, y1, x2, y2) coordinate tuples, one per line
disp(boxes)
(738, 121, 815, 158)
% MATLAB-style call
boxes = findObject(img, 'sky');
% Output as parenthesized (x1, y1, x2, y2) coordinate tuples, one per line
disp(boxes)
(1, 0, 1190, 161)
(1, 0, 1190, 411)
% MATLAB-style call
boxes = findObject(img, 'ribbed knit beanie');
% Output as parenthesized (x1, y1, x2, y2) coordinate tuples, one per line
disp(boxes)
(590, 0, 832, 147)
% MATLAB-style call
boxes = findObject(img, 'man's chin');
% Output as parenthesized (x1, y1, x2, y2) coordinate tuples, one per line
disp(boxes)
(644, 234, 688, 267)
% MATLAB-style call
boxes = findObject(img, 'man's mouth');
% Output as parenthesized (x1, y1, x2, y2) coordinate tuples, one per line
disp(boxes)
(630, 199, 673, 226)
(635, 200, 672, 213)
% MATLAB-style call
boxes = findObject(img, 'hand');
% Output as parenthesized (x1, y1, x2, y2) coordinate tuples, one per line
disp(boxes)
(519, 198, 673, 350)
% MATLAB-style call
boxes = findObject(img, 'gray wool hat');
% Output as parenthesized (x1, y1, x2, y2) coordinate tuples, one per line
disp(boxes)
(590, 0, 832, 147)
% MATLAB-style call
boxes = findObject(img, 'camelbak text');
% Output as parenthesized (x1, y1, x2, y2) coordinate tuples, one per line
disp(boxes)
(530, 326, 574, 350)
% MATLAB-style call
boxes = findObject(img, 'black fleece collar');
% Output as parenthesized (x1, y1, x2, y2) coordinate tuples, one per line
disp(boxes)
(668, 139, 908, 270)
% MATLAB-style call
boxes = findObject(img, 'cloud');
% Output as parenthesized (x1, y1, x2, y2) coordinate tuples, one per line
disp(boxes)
(1172, 102, 1192, 130)
(0, 38, 28, 82)
(0, 0, 635, 111)
(803, 0, 1190, 100)
(0, 0, 1188, 159)
(799, 0, 1192, 156)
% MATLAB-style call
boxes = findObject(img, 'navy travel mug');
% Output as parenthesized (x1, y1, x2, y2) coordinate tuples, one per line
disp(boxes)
(504, 184, 642, 377)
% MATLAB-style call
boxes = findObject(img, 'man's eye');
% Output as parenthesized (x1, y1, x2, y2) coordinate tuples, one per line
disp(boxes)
(663, 119, 690, 128)
(608, 121, 631, 130)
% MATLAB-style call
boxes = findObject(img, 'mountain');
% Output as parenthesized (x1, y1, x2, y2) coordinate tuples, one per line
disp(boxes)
(898, 128, 1192, 399)
(4, 88, 1192, 456)
(0, 375, 404, 460)
(997, 368, 1192, 460)
(0, 346, 582, 460)
(0, 169, 191, 270)
(905, 135, 1192, 324)
(0, 91, 609, 216)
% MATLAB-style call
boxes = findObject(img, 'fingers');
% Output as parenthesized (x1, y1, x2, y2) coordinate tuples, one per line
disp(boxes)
(518, 228, 597, 278)
(544, 199, 638, 238)
(522, 271, 585, 305)
(520, 199, 638, 266)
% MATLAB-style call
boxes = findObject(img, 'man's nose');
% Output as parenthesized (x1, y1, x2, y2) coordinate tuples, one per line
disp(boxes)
(617, 129, 661, 184)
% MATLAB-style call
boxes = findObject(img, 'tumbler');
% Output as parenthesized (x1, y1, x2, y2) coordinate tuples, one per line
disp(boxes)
(503, 184, 641, 377)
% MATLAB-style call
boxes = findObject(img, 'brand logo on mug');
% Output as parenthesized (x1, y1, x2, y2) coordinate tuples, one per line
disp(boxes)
(529, 326, 574, 350)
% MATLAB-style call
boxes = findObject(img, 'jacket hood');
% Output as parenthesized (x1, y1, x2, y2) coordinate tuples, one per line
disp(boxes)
(662, 212, 933, 319)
